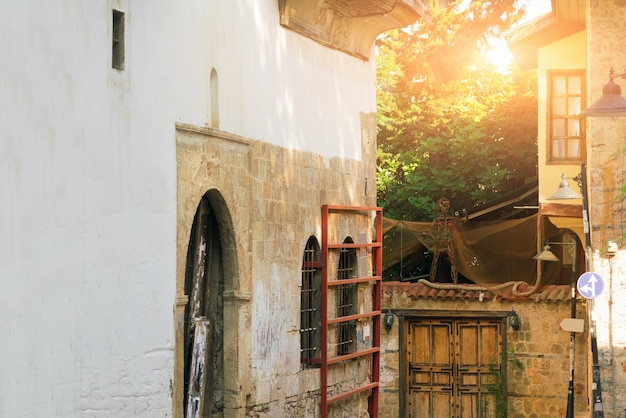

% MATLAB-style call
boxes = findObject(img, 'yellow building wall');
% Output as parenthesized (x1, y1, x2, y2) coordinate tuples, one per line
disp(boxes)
(537, 30, 587, 204)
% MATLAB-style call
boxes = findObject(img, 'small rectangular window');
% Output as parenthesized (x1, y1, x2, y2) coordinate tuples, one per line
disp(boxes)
(112, 10, 125, 70)
(547, 70, 585, 163)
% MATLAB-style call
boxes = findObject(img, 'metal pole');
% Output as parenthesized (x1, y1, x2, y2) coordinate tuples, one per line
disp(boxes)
(565, 265, 576, 418)
(591, 311, 604, 417)
(581, 162, 604, 417)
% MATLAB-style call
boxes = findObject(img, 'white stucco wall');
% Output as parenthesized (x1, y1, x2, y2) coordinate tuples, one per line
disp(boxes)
(0, 1, 376, 416)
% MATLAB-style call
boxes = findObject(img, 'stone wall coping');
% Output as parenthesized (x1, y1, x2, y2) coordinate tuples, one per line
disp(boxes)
(383, 280, 573, 303)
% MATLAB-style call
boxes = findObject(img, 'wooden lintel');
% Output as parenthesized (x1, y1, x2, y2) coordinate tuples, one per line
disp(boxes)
(539, 203, 583, 217)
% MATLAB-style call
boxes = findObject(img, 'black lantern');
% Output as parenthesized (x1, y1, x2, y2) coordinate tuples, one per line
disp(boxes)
(383, 309, 394, 332)
(508, 310, 520, 331)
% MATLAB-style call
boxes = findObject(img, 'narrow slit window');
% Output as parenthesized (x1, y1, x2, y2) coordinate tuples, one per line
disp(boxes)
(112, 10, 125, 70)
(300, 237, 321, 368)
(336, 239, 357, 356)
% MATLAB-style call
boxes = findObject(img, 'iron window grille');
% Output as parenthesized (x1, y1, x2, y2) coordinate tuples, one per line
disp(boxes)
(301, 237, 322, 368)
(336, 240, 357, 356)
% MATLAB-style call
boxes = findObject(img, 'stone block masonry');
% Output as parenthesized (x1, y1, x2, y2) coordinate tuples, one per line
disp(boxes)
(175, 114, 378, 417)
(380, 286, 588, 418)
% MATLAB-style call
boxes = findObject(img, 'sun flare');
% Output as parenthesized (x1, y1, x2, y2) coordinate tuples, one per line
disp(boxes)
(485, 0, 553, 72)
(485, 40, 515, 73)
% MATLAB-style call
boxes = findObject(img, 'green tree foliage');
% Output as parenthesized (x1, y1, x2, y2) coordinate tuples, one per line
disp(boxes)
(377, 0, 538, 221)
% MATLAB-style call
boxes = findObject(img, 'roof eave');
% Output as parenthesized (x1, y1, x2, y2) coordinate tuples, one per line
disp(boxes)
(506, 10, 585, 70)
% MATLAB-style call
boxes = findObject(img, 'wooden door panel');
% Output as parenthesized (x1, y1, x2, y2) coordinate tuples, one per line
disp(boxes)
(408, 391, 452, 418)
(433, 371, 452, 386)
(408, 320, 454, 417)
(459, 371, 478, 386)
(481, 393, 497, 417)
(408, 321, 453, 388)
(479, 325, 499, 365)
(459, 392, 479, 418)
(409, 322, 452, 365)
(432, 392, 453, 418)
(406, 318, 503, 418)
(410, 323, 431, 364)
(457, 392, 497, 417)
(457, 321, 501, 418)
(432, 324, 452, 366)
(408, 391, 429, 418)
(458, 323, 478, 368)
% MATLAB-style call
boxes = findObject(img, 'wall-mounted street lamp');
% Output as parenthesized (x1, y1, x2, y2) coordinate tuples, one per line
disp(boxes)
(383, 309, 394, 332)
(507, 309, 520, 331)
(580, 67, 626, 117)
(533, 244, 561, 262)
(548, 173, 582, 200)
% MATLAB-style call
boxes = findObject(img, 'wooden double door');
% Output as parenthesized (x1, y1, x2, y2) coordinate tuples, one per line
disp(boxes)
(404, 316, 505, 418)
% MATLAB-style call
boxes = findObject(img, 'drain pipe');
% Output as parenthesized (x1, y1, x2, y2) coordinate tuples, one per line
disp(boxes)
(607, 244, 617, 415)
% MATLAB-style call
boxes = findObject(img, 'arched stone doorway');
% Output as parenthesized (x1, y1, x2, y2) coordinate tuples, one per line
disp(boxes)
(175, 126, 250, 418)
(183, 190, 234, 418)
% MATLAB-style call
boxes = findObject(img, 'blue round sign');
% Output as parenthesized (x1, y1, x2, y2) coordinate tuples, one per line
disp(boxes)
(577, 272, 604, 300)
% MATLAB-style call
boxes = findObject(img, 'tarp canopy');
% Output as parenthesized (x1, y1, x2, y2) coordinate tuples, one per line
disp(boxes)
(381, 214, 563, 298)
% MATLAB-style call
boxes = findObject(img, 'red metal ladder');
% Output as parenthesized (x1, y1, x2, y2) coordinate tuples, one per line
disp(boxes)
(320, 205, 383, 418)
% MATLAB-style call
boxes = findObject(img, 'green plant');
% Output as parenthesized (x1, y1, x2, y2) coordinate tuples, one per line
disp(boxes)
(375, 2, 538, 222)
(482, 350, 523, 418)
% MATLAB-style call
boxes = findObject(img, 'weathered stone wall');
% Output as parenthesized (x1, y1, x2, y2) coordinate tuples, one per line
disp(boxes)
(586, 1, 626, 415)
(246, 139, 377, 418)
(176, 113, 378, 417)
(1, 0, 390, 415)
(380, 287, 588, 417)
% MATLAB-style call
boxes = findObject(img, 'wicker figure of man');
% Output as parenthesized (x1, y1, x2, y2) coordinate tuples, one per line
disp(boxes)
(428, 197, 466, 284)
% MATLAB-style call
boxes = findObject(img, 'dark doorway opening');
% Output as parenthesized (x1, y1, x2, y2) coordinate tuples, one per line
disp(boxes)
(183, 193, 225, 417)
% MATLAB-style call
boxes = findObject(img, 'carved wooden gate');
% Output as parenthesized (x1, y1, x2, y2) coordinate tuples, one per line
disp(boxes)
(405, 317, 505, 418)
